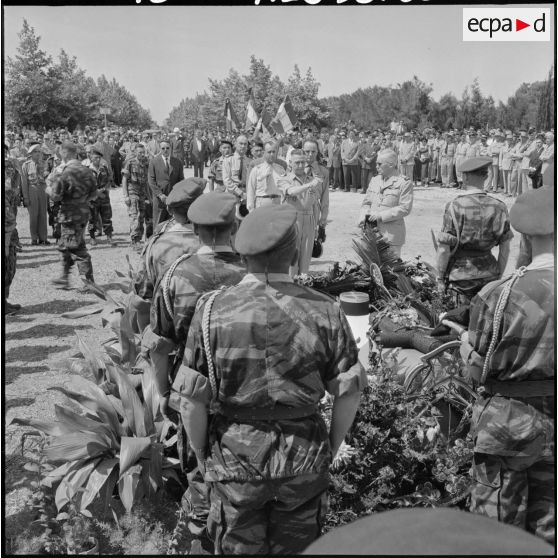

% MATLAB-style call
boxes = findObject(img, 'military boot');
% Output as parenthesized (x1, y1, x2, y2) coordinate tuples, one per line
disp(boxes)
(52, 274, 70, 290)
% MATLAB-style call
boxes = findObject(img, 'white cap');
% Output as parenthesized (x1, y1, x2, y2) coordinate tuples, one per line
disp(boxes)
(173, 127, 180, 133)
(28, 143, 42, 154)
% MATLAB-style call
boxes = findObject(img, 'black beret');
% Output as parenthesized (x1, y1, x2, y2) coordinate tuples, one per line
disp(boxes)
(90, 148, 104, 158)
(220, 140, 233, 148)
(187, 192, 237, 226)
(166, 178, 205, 208)
(458, 156, 492, 173)
(235, 204, 297, 257)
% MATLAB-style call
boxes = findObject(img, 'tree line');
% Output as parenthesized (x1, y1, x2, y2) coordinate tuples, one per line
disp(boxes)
(5, 20, 154, 131)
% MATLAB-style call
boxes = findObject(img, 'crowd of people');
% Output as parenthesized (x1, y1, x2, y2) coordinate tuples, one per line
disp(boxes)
(3, 118, 555, 553)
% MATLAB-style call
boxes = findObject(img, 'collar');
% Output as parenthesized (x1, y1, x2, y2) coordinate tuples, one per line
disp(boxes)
(197, 245, 234, 254)
(457, 187, 485, 196)
(168, 222, 194, 233)
(288, 172, 305, 184)
(526, 253, 554, 271)
(240, 273, 293, 284)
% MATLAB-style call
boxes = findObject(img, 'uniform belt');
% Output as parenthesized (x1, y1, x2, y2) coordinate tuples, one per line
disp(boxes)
(256, 194, 280, 199)
(482, 380, 555, 398)
(455, 248, 491, 258)
(215, 403, 318, 421)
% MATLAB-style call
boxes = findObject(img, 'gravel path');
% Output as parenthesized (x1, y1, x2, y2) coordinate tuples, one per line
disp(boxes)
(4, 170, 520, 539)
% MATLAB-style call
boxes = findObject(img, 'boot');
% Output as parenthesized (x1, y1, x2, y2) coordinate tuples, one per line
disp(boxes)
(106, 234, 116, 246)
(52, 274, 70, 290)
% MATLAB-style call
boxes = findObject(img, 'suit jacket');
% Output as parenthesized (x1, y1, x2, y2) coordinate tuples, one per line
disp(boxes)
(190, 138, 208, 163)
(148, 154, 184, 200)
(207, 138, 220, 161)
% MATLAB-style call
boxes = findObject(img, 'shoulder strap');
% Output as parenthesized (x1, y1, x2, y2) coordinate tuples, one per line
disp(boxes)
(448, 201, 461, 258)
(162, 253, 193, 317)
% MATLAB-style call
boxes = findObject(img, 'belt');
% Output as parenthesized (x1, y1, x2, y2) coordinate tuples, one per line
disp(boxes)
(481, 379, 555, 398)
(455, 248, 491, 258)
(215, 403, 318, 422)
(256, 194, 281, 199)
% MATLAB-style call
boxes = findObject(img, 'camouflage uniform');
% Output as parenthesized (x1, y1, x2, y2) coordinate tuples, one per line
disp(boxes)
(208, 155, 228, 192)
(48, 160, 97, 281)
(467, 263, 555, 544)
(84, 161, 113, 239)
(146, 247, 246, 542)
(4, 163, 20, 299)
(122, 154, 152, 242)
(44, 155, 61, 240)
(437, 190, 513, 299)
(174, 274, 366, 554)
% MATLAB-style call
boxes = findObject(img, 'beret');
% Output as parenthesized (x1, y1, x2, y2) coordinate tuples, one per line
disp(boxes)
(187, 192, 237, 226)
(90, 148, 104, 157)
(166, 178, 206, 208)
(235, 204, 297, 257)
(510, 186, 554, 236)
(303, 508, 554, 555)
(458, 156, 492, 173)
(27, 143, 42, 154)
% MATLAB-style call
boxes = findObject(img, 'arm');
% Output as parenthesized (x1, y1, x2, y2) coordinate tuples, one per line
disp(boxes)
(436, 244, 452, 282)
(318, 172, 329, 227)
(497, 239, 511, 277)
(20, 165, 30, 207)
(358, 182, 375, 225)
(378, 177, 413, 223)
(329, 391, 361, 456)
(246, 167, 257, 211)
(180, 397, 209, 456)
(148, 160, 162, 199)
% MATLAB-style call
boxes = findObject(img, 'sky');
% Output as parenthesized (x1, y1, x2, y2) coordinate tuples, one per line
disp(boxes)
(3, 4, 555, 125)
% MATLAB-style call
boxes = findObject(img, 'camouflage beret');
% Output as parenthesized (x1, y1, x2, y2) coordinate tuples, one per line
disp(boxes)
(510, 186, 554, 236)
(458, 157, 492, 174)
(166, 178, 206, 209)
(235, 204, 297, 257)
(187, 192, 237, 226)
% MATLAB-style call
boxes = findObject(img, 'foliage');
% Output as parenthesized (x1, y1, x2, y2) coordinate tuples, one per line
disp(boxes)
(325, 372, 474, 531)
(5, 19, 154, 130)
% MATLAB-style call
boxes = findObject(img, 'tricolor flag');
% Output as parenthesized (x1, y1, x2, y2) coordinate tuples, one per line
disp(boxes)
(245, 89, 259, 130)
(224, 98, 241, 133)
(255, 107, 274, 141)
(270, 95, 296, 134)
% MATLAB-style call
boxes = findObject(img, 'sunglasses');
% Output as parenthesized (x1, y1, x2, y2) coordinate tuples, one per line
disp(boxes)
(161, 147, 170, 150)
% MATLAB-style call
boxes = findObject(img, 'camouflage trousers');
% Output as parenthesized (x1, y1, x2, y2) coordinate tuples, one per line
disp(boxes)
(57, 223, 94, 281)
(207, 474, 328, 554)
(4, 234, 17, 299)
(471, 452, 555, 545)
(127, 195, 153, 242)
(48, 200, 61, 239)
(88, 195, 113, 238)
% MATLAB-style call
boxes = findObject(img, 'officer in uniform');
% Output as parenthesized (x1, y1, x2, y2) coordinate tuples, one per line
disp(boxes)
(145, 192, 246, 554)
(460, 186, 555, 545)
(122, 143, 153, 249)
(436, 157, 513, 301)
(359, 149, 414, 258)
(440, 132, 457, 188)
(21, 143, 50, 245)
(208, 140, 232, 192)
(45, 142, 98, 290)
(84, 148, 114, 246)
(246, 141, 286, 212)
(173, 204, 366, 554)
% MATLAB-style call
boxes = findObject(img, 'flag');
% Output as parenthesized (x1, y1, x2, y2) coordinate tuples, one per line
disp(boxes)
(224, 98, 240, 133)
(255, 107, 274, 141)
(245, 89, 259, 130)
(270, 95, 296, 135)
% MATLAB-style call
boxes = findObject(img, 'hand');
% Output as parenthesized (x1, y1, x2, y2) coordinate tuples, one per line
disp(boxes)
(158, 194, 167, 204)
(318, 225, 326, 243)
(124, 196, 131, 207)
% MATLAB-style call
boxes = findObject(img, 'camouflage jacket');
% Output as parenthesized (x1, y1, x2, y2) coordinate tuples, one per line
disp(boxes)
(122, 155, 149, 196)
(133, 219, 199, 300)
(175, 273, 367, 482)
(468, 259, 555, 458)
(146, 247, 245, 355)
(48, 160, 97, 226)
(438, 190, 513, 283)
(83, 160, 111, 199)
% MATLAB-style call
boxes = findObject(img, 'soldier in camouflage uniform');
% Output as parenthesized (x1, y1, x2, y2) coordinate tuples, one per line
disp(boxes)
(122, 143, 152, 249)
(83, 148, 114, 246)
(144, 192, 245, 553)
(174, 204, 366, 554)
(436, 157, 513, 301)
(460, 186, 555, 545)
(45, 142, 98, 289)
(4, 160, 22, 314)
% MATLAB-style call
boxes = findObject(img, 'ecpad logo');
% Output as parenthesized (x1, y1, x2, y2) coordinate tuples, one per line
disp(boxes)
(463, 8, 551, 42)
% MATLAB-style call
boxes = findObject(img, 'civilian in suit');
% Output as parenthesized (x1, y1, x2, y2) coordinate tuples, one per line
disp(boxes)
(170, 128, 185, 167)
(206, 130, 220, 163)
(189, 129, 208, 178)
(327, 135, 343, 190)
(148, 140, 184, 226)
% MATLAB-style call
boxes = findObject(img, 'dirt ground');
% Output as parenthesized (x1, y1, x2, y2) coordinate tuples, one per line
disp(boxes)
(3, 168, 520, 542)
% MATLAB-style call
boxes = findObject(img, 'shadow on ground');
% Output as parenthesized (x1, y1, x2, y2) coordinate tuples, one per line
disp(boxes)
(5, 344, 72, 363)
(5, 323, 93, 341)
(16, 258, 60, 270)
(19, 299, 99, 315)
(4, 396, 37, 410)
(4, 365, 51, 384)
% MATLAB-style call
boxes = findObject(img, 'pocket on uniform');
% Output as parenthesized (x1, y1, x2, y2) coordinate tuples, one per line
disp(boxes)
(471, 453, 502, 489)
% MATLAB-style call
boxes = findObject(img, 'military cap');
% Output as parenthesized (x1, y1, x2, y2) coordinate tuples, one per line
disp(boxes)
(173, 127, 180, 133)
(220, 140, 233, 148)
(403, 132, 411, 138)
(27, 143, 42, 154)
(235, 204, 297, 257)
(90, 148, 104, 157)
(166, 178, 206, 208)
(187, 191, 237, 226)
(458, 156, 492, 173)
(510, 184, 554, 236)
(506, 133, 513, 139)
(303, 508, 554, 555)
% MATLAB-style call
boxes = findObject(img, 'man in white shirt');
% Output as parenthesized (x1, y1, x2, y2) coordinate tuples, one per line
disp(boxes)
(246, 142, 286, 212)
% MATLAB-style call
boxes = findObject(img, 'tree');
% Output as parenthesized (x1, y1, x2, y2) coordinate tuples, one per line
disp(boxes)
(165, 93, 210, 130)
(285, 65, 330, 128)
(537, 66, 555, 130)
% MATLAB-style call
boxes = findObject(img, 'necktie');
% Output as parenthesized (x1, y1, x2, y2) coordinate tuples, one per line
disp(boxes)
(238, 157, 244, 182)
(164, 157, 169, 173)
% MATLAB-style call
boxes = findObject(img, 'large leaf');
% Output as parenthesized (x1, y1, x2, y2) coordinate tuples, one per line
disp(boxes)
(61, 306, 103, 319)
(139, 362, 158, 435)
(41, 460, 84, 489)
(76, 332, 106, 384)
(108, 364, 146, 437)
(119, 308, 138, 365)
(54, 458, 101, 511)
(80, 457, 119, 511)
(45, 432, 112, 463)
(119, 436, 151, 478)
(9, 417, 72, 437)
(141, 443, 164, 497)
(54, 405, 118, 447)
(118, 464, 143, 513)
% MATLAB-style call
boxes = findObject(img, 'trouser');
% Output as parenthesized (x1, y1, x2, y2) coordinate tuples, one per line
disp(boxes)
(291, 212, 316, 276)
(127, 196, 147, 242)
(27, 186, 48, 242)
(440, 157, 453, 186)
(342, 164, 359, 191)
(429, 154, 439, 181)
(193, 162, 204, 178)
(4, 234, 17, 299)
(207, 473, 329, 555)
(360, 167, 371, 192)
(471, 452, 555, 545)
(58, 223, 94, 281)
(328, 166, 334, 186)
(401, 162, 414, 181)
(48, 200, 61, 239)
(390, 244, 402, 258)
(521, 169, 533, 191)
(502, 169, 511, 194)
(331, 167, 342, 189)
(151, 197, 169, 228)
(490, 164, 499, 191)
(420, 161, 430, 184)
(510, 163, 521, 196)
(88, 195, 113, 238)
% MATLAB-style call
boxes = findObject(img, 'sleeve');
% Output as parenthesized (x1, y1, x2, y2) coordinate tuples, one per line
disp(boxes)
(467, 288, 496, 359)
(149, 275, 180, 345)
(324, 306, 367, 397)
(498, 209, 514, 244)
(20, 164, 30, 203)
(222, 157, 234, 193)
(437, 202, 458, 247)
(177, 160, 184, 181)
(49, 171, 65, 203)
(318, 170, 329, 227)
(359, 178, 375, 222)
(378, 177, 413, 223)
